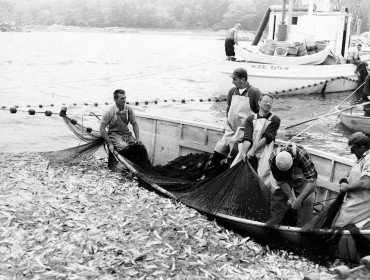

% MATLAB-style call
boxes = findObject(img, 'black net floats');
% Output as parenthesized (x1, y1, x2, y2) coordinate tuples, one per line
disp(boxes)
(28, 109, 36, 115)
(10, 107, 17, 113)
(71, 119, 77, 125)
(59, 106, 67, 116)
(86, 127, 92, 133)
(45, 110, 52, 116)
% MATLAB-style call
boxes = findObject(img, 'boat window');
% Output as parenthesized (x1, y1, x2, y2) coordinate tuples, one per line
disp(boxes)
(292, 17, 298, 25)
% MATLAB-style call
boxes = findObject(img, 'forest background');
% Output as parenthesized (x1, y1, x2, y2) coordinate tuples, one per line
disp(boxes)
(1, 0, 370, 33)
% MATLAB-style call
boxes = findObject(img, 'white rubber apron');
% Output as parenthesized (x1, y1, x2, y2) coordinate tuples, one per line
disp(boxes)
(214, 91, 252, 156)
(231, 114, 274, 192)
(334, 158, 370, 228)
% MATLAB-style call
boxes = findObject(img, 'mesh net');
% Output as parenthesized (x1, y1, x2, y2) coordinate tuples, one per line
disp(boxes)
(50, 112, 370, 264)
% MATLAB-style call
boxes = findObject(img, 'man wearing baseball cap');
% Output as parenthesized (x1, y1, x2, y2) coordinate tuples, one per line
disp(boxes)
(199, 67, 261, 180)
(268, 143, 317, 226)
(333, 132, 370, 229)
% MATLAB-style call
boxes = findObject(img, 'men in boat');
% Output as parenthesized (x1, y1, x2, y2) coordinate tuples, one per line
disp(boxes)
(100, 89, 149, 165)
(200, 68, 261, 179)
(363, 73, 370, 116)
(231, 94, 281, 198)
(268, 143, 317, 227)
(225, 23, 241, 61)
(332, 132, 370, 229)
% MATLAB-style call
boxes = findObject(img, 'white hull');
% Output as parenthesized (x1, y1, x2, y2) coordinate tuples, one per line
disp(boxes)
(217, 61, 359, 95)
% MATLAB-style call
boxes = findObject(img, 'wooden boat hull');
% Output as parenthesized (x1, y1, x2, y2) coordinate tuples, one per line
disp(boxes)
(217, 61, 359, 96)
(235, 45, 330, 65)
(339, 112, 370, 135)
(123, 112, 369, 263)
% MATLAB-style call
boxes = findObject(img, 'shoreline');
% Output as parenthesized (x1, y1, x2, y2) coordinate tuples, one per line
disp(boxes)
(2, 151, 364, 279)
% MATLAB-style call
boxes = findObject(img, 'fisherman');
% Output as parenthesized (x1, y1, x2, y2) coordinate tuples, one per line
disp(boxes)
(353, 44, 363, 65)
(231, 93, 281, 199)
(225, 23, 241, 61)
(100, 89, 149, 166)
(363, 73, 370, 116)
(332, 132, 370, 229)
(269, 143, 317, 227)
(199, 68, 261, 180)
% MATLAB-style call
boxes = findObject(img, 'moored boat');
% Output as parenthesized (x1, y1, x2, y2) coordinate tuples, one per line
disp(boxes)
(112, 112, 370, 264)
(234, 44, 330, 65)
(339, 110, 370, 135)
(217, 0, 362, 96)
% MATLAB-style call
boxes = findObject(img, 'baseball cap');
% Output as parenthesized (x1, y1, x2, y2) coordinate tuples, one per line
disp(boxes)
(348, 132, 369, 147)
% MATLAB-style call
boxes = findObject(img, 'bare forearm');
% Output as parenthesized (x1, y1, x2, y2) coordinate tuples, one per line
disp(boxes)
(133, 123, 140, 140)
(99, 126, 112, 146)
(340, 176, 370, 192)
(296, 181, 316, 204)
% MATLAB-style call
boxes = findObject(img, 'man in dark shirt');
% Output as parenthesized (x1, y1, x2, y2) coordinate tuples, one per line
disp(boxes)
(269, 143, 317, 226)
(231, 93, 280, 200)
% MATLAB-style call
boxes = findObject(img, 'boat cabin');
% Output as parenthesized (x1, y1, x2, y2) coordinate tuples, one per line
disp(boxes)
(265, 0, 352, 58)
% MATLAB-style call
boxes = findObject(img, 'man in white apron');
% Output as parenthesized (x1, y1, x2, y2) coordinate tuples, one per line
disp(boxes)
(200, 68, 261, 180)
(230, 94, 281, 200)
(333, 132, 370, 230)
(268, 143, 318, 227)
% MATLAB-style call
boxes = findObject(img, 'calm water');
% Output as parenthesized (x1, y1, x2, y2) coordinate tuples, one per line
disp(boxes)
(0, 28, 362, 157)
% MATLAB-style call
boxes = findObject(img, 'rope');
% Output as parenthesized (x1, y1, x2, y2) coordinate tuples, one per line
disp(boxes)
(0, 59, 218, 91)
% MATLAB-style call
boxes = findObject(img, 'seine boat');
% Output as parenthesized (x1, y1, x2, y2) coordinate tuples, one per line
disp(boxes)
(339, 110, 370, 135)
(217, 0, 361, 96)
(113, 112, 370, 264)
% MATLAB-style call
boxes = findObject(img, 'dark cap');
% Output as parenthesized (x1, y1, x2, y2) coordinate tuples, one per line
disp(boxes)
(231, 68, 248, 79)
(348, 132, 369, 146)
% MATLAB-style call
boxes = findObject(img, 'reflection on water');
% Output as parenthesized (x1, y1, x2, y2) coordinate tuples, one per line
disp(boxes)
(0, 29, 365, 158)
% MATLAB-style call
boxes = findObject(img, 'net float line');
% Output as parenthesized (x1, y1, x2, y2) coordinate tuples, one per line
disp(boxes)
(0, 97, 227, 110)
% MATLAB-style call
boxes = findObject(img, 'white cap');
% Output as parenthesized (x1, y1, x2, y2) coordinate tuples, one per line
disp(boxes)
(275, 151, 293, 171)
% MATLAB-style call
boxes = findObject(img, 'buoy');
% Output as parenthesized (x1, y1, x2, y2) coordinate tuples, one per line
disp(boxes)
(86, 127, 92, 133)
(39, 104, 43, 108)
(27, 105, 31, 107)
(2, 106, 6, 109)
(84, 103, 88, 106)
(10, 107, 17, 113)
(105, 102, 108, 105)
(59, 106, 67, 116)
(154, 100, 158, 104)
(15, 105, 19, 108)
(45, 110, 52, 116)
(208, 98, 211, 101)
(71, 119, 77, 125)
(126, 102, 129, 104)
(216, 98, 219, 102)
(145, 101, 149, 105)
(164, 100, 167, 102)
(181, 99, 185, 103)
(28, 109, 36, 115)
(51, 104, 54, 107)
(332, 265, 350, 279)
(73, 103, 77, 105)
(94, 103, 98, 107)
(199, 99, 203, 102)
(135, 101, 139, 106)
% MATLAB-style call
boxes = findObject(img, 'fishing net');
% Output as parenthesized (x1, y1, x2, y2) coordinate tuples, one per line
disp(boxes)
(177, 161, 271, 221)
(42, 113, 104, 166)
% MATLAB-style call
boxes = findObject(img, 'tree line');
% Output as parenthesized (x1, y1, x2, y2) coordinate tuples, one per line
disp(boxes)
(0, 0, 369, 33)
